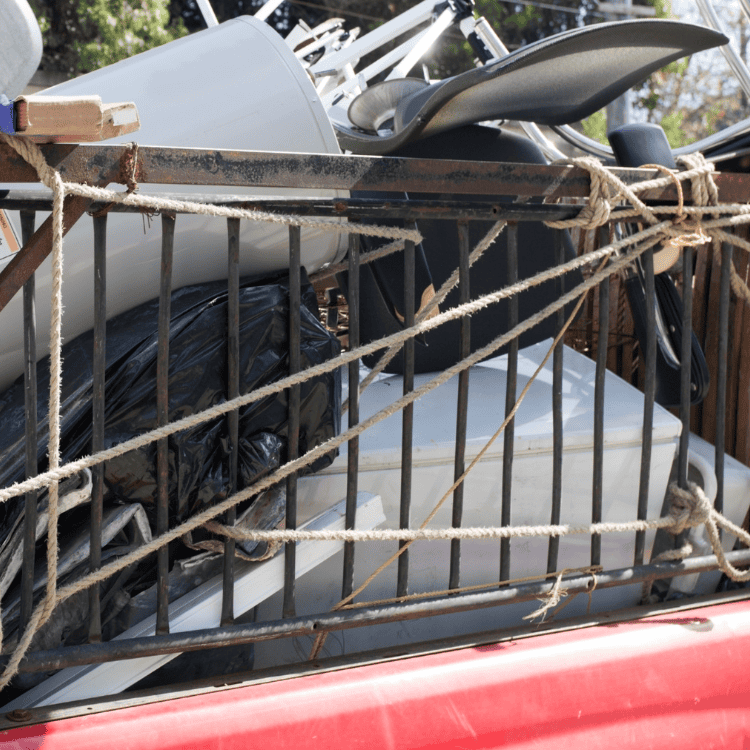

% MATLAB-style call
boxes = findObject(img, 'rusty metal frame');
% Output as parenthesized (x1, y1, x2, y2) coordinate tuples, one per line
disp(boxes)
(3, 142, 750, 200)
(1, 141, 749, 705)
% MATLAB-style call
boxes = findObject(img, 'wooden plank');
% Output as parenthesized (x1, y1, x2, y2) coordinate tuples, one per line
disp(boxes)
(0, 194, 92, 313)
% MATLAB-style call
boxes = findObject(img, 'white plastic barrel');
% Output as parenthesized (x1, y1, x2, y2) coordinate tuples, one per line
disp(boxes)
(0, 16, 346, 391)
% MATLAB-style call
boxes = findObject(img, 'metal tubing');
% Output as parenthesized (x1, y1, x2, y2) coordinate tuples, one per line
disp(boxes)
(19, 211, 37, 636)
(592, 228, 610, 567)
(343, 232, 361, 600)
(500, 223, 518, 582)
(398, 238, 416, 598)
(156, 213, 175, 635)
(547, 230, 565, 574)
(450, 221, 471, 590)
(678, 245, 695, 488)
(3, 143, 746, 202)
(715, 242, 732, 530)
(88, 214, 107, 643)
(0, 192, 627, 224)
(283, 225, 302, 619)
(9, 548, 750, 676)
(222, 218, 241, 626)
(635, 248, 656, 565)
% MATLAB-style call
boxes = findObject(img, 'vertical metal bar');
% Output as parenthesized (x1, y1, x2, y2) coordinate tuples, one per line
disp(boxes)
(283, 225, 302, 619)
(715, 241, 732, 533)
(222, 217, 240, 626)
(591, 227, 610, 568)
(19, 211, 37, 636)
(678, 244, 695, 488)
(450, 221, 470, 590)
(500, 223, 518, 582)
(88, 214, 107, 642)
(342, 232, 360, 600)
(634, 248, 656, 565)
(156, 213, 175, 635)
(547, 230, 565, 575)
(397, 237, 416, 598)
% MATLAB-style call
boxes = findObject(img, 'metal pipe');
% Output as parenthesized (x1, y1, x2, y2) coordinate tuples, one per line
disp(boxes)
(195, 0, 219, 27)
(592, 228, 610, 567)
(88, 214, 108, 643)
(696, 0, 750, 101)
(19, 211, 37, 636)
(156, 213, 175, 635)
(678, 245, 695, 488)
(283, 225, 302, 619)
(635, 248, 656, 565)
(500, 223, 518, 582)
(8, 549, 750, 675)
(5, 144, 736, 201)
(715, 241, 732, 533)
(450, 221, 471, 590)
(343, 232, 361, 600)
(398, 238, 416, 598)
(222, 217, 241, 627)
(0, 193, 594, 223)
(547, 230, 565, 574)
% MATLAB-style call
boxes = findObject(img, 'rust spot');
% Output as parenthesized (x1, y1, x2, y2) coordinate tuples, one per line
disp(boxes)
(6, 709, 32, 722)
(118, 143, 142, 191)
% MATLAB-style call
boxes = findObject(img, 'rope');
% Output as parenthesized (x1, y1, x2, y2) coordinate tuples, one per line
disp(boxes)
(310, 238, 407, 285)
(355, 220, 507, 402)
(0, 231, 656, 505)
(1, 135, 750, 688)
(677, 153, 720, 209)
(0, 133, 66, 679)
(204, 513, 701, 543)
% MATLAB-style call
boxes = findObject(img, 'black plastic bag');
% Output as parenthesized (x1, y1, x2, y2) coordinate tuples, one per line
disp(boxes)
(0, 269, 340, 537)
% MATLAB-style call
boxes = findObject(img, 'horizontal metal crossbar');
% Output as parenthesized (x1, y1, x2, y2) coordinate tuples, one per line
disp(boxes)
(3, 142, 750, 200)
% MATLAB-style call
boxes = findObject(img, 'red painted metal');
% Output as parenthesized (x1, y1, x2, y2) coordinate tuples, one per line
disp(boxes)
(2, 599, 750, 750)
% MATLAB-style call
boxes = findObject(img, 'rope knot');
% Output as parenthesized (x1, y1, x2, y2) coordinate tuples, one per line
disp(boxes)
(676, 153, 719, 208)
(666, 481, 712, 535)
(572, 157, 614, 229)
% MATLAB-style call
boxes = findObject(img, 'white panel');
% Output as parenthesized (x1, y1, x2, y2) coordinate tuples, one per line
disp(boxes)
(4, 493, 385, 709)
(0, 16, 347, 391)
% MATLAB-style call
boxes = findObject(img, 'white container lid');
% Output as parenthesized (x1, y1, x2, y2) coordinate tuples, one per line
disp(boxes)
(327, 339, 683, 473)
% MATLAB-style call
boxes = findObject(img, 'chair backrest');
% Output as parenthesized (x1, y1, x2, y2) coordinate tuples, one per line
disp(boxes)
(0, 0, 43, 99)
(336, 19, 727, 156)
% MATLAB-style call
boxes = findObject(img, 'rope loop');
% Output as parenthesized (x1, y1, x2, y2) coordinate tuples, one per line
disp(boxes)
(676, 153, 719, 208)
(665, 482, 712, 535)
(0, 133, 60, 191)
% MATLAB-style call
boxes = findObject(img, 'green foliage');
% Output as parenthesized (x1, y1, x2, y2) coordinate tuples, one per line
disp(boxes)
(505, 5, 542, 31)
(646, 0, 670, 19)
(36, 10, 51, 35)
(663, 56, 689, 78)
(703, 103, 726, 136)
(581, 109, 608, 145)
(74, 0, 187, 73)
(659, 110, 693, 148)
